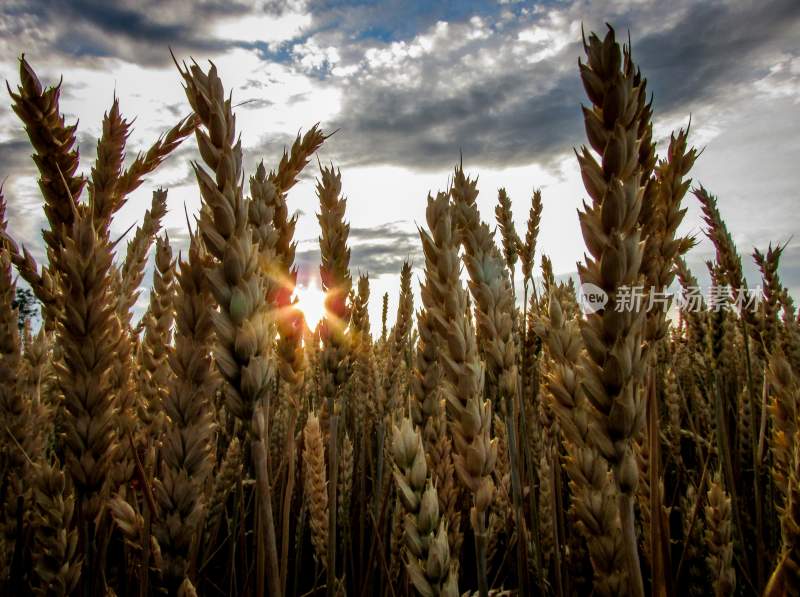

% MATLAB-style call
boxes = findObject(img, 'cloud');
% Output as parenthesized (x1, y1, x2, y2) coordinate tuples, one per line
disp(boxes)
(0, 137, 32, 175)
(295, 220, 422, 278)
(631, 0, 800, 111)
(0, 0, 309, 67)
(312, 0, 800, 170)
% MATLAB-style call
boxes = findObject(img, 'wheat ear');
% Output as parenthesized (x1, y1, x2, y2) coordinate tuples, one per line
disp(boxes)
(153, 237, 215, 590)
(137, 234, 176, 436)
(117, 113, 198, 199)
(518, 189, 543, 292)
(704, 472, 736, 597)
(536, 297, 628, 594)
(29, 460, 81, 596)
(178, 59, 274, 426)
(55, 208, 121, 522)
(495, 188, 521, 285)
(8, 56, 84, 258)
(576, 27, 652, 596)
(451, 166, 528, 589)
(419, 190, 495, 596)
(303, 412, 329, 567)
(393, 417, 459, 596)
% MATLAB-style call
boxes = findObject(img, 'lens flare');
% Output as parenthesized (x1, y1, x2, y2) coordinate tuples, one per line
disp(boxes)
(293, 279, 326, 330)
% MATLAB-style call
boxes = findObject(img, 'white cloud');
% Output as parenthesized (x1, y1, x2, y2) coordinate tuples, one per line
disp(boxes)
(211, 4, 311, 47)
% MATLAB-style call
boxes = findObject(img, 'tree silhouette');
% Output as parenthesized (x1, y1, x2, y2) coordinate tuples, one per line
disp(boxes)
(11, 287, 39, 331)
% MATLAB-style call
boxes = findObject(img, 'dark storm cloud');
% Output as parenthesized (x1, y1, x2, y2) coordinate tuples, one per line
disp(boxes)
(323, 0, 800, 170)
(0, 137, 32, 175)
(631, 0, 800, 112)
(326, 69, 583, 171)
(0, 0, 258, 66)
(295, 221, 421, 277)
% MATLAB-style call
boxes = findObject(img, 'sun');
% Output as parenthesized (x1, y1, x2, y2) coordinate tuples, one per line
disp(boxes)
(293, 279, 327, 330)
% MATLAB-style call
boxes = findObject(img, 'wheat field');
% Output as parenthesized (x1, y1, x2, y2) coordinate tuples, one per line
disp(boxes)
(0, 25, 798, 597)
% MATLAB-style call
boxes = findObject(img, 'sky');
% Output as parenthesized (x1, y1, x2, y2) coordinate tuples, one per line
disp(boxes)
(1, 0, 798, 330)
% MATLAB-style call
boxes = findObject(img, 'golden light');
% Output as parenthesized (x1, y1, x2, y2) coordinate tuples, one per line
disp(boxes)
(293, 279, 327, 330)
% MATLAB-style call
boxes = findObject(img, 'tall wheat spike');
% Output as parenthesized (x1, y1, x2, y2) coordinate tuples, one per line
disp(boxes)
(153, 237, 215, 589)
(29, 460, 81, 596)
(392, 417, 459, 596)
(575, 27, 652, 596)
(418, 189, 496, 595)
(178, 59, 274, 426)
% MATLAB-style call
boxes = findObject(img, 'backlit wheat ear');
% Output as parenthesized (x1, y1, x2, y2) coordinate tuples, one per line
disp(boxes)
(495, 188, 521, 284)
(250, 161, 307, 399)
(673, 257, 707, 349)
(767, 350, 798, 503)
(392, 417, 459, 596)
(337, 432, 354, 529)
(153, 237, 215, 590)
(382, 261, 413, 420)
(117, 188, 169, 324)
(704, 473, 735, 597)
(56, 209, 121, 523)
(204, 437, 242, 540)
(303, 412, 329, 568)
(316, 164, 352, 403)
(452, 166, 528, 588)
(451, 166, 518, 420)
(519, 189, 543, 291)
(536, 297, 628, 593)
(178, 59, 274, 427)
(576, 27, 652, 596)
(381, 291, 389, 343)
(418, 189, 495, 594)
(315, 163, 352, 586)
(29, 461, 81, 597)
(695, 186, 763, 355)
(89, 97, 131, 227)
(413, 258, 460, 551)
(138, 234, 176, 436)
(350, 274, 373, 431)
(8, 57, 85, 329)
(410, 303, 442, 445)
(754, 243, 785, 356)
(270, 124, 327, 195)
(9, 57, 85, 258)
(117, 113, 198, 200)
(641, 127, 697, 346)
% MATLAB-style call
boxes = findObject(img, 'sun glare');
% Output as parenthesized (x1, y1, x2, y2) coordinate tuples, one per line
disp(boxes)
(293, 280, 327, 330)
